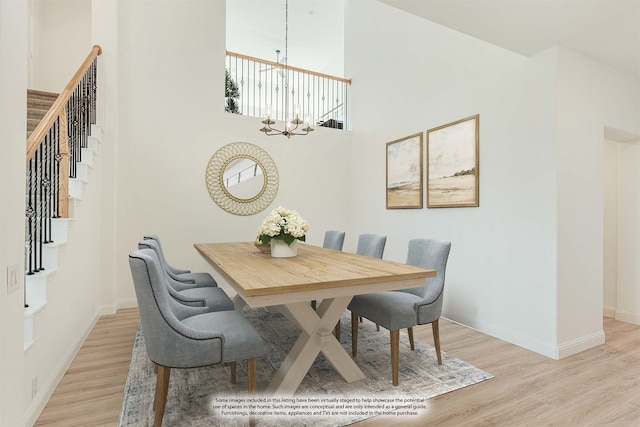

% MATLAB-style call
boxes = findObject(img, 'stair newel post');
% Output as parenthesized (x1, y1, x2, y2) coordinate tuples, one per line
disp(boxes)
(58, 104, 70, 219)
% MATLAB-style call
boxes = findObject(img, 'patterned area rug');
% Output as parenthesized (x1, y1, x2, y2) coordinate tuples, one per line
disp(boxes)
(119, 307, 492, 426)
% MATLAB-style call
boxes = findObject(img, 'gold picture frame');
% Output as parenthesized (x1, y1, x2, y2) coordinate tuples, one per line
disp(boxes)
(386, 132, 423, 209)
(426, 114, 479, 208)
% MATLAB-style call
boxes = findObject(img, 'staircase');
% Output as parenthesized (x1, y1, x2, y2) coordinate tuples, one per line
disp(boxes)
(21, 46, 103, 425)
(23, 89, 102, 349)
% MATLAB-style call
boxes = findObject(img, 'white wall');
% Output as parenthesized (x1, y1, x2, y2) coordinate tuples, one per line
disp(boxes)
(603, 135, 640, 325)
(617, 140, 640, 324)
(31, 0, 92, 91)
(345, 1, 639, 358)
(346, 0, 561, 356)
(0, 3, 28, 425)
(555, 47, 639, 352)
(92, 0, 119, 312)
(603, 139, 618, 317)
(226, 0, 345, 77)
(109, 0, 352, 302)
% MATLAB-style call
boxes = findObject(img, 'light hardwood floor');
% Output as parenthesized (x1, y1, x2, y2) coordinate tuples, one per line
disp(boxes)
(36, 308, 640, 426)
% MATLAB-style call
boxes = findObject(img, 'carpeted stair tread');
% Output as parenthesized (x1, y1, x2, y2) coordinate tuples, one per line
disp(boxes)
(27, 89, 59, 100)
(27, 89, 60, 137)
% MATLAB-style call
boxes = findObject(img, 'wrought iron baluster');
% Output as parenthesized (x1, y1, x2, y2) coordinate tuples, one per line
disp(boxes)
(26, 157, 35, 275)
(75, 85, 82, 164)
(240, 58, 245, 115)
(37, 141, 45, 272)
(53, 121, 61, 218)
(82, 72, 89, 147)
(90, 60, 97, 125)
(252, 60, 256, 117)
(68, 93, 77, 178)
(43, 127, 52, 244)
(73, 89, 79, 173)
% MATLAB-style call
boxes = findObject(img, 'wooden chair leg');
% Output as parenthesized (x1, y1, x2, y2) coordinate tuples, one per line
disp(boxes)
(247, 358, 257, 395)
(335, 319, 341, 341)
(247, 358, 257, 427)
(153, 364, 166, 412)
(153, 375, 158, 411)
(154, 366, 171, 427)
(432, 319, 442, 365)
(230, 361, 237, 384)
(359, 315, 363, 323)
(408, 327, 415, 350)
(390, 330, 399, 386)
(351, 311, 358, 357)
(376, 323, 380, 331)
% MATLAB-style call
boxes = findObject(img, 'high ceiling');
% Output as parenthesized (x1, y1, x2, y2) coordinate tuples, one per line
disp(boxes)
(380, 0, 640, 79)
(227, 0, 640, 79)
(226, 0, 346, 77)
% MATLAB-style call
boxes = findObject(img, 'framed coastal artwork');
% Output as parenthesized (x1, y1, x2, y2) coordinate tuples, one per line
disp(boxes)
(386, 132, 423, 209)
(426, 114, 479, 208)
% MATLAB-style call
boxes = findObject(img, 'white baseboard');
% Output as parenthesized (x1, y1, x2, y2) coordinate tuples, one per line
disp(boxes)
(117, 297, 138, 310)
(615, 309, 640, 325)
(96, 297, 138, 316)
(603, 306, 616, 318)
(442, 311, 559, 359)
(443, 311, 606, 360)
(557, 330, 606, 359)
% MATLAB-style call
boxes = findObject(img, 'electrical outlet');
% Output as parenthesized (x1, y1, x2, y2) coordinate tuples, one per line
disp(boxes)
(32, 377, 38, 398)
(6, 264, 21, 294)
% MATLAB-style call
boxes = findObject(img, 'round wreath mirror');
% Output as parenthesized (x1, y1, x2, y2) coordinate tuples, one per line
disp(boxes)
(205, 142, 279, 216)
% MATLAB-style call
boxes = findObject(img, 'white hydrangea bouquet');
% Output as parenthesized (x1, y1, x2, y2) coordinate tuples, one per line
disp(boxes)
(257, 206, 309, 246)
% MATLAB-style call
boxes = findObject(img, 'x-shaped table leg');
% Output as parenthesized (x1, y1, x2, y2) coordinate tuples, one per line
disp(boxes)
(264, 296, 366, 396)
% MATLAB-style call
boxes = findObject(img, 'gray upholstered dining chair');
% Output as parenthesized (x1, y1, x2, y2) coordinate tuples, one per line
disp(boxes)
(143, 234, 217, 287)
(349, 238, 451, 386)
(322, 230, 346, 251)
(129, 248, 265, 427)
(356, 233, 388, 332)
(311, 230, 347, 311)
(138, 240, 234, 312)
(356, 233, 387, 259)
(335, 233, 387, 341)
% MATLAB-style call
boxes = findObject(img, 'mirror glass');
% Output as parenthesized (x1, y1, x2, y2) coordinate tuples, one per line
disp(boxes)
(223, 158, 265, 200)
(206, 142, 279, 216)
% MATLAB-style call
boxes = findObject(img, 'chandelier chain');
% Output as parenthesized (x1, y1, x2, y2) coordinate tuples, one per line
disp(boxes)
(259, 0, 313, 138)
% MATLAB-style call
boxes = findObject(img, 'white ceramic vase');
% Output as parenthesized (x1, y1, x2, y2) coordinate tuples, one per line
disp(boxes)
(270, 239, 298, 258)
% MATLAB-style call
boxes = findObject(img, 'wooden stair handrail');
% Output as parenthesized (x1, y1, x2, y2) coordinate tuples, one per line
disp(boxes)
(226, 50, 352, 85)
(64, 44, 102, 92)
(25, 44, 101, 222)
(26, 44, 102, 161)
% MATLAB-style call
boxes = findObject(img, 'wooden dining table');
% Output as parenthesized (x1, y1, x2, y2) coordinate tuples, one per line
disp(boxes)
(194, 241, 436, 397)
